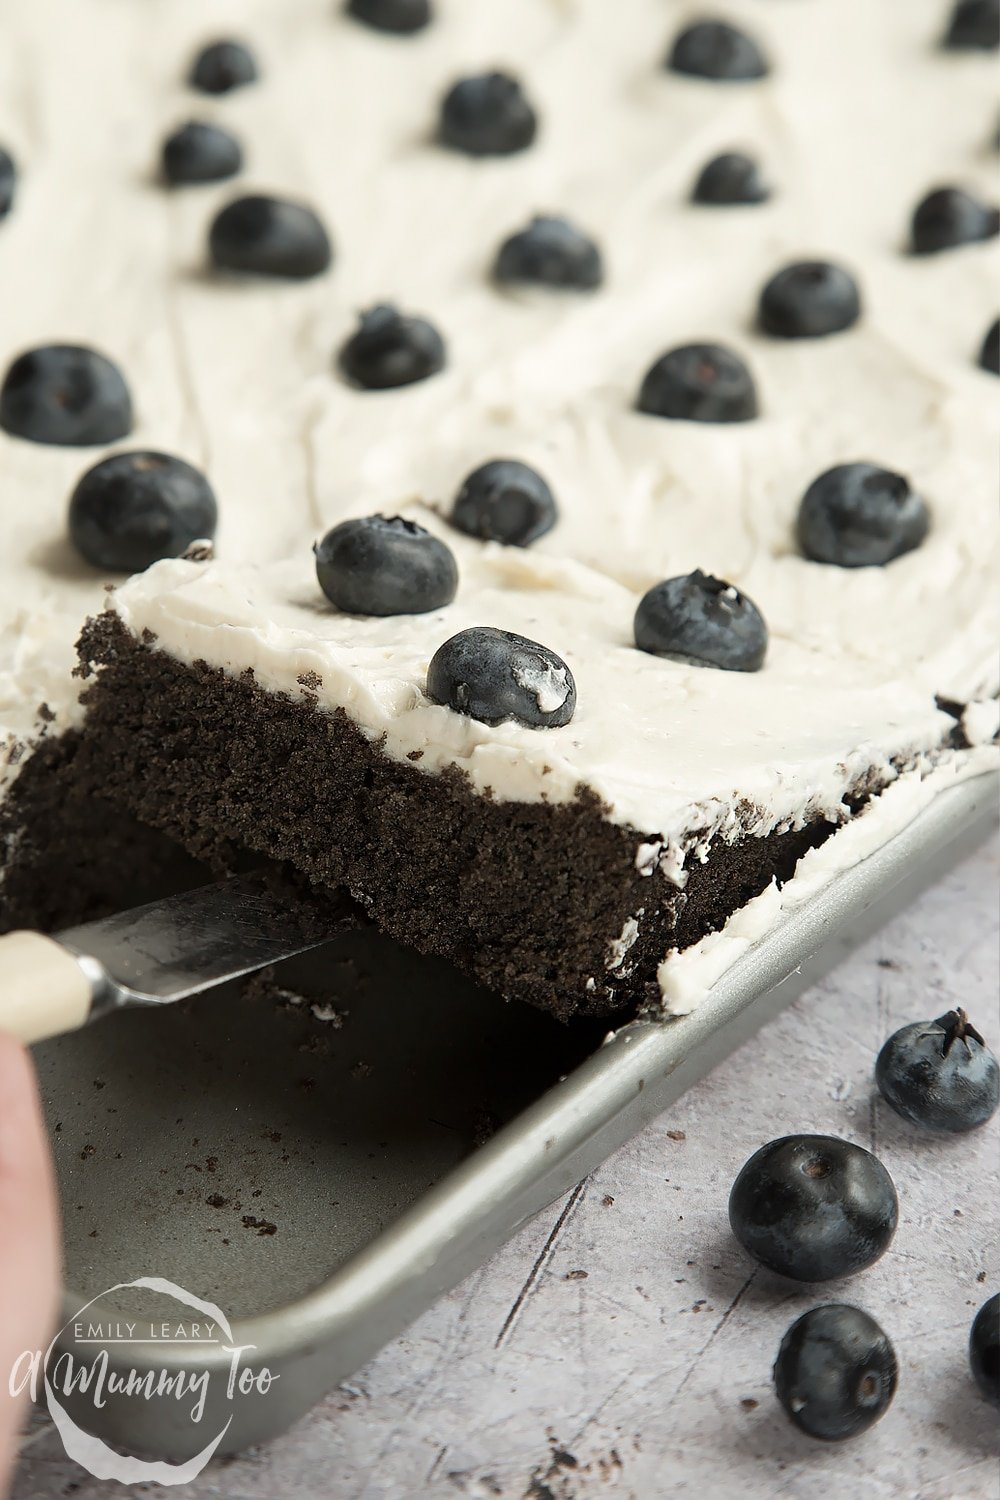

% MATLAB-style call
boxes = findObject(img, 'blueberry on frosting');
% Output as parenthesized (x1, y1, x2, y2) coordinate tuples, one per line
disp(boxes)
(189, 39, 258, 94)
(68, 451, 218, 572)
(637, 343, 758, 423)
(692, 151, 769, 205)
(0, 147, 16, 220)
(162, 122, 243, 186)
(943, 0, 999, 49)
(634, 571, 767, 672)
(0, 345, 133, 447)
(797, 463, 930, 568)
(666, 20, 769, 81)
(315, 515, 457, 615)
(450, 460, 557, 546)
(910, 186, 999, 254)
(440, 73, 538, 156)
(209, 195, 332, 279)
(980, 317, 1000, 373)
(758, 260, 861, 338)
(427, 626, 576, 729)
(347, 0, 431, 34)
(339, 304, 445, 389)
(494, 216, 603, 290)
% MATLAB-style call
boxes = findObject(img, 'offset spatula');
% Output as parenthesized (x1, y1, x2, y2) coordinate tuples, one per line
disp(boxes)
(0, 875, 355, 1047)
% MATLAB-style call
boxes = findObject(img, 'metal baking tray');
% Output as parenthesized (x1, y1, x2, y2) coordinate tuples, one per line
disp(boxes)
(30, 770, 997, 1463)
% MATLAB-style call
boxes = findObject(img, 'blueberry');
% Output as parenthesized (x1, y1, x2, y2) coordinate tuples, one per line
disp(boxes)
(637, 343, 758, 423)
(346, 0, 431, 33)
(692, 151, 769, 205)
(315, 515, 457, 616)
(911, 186, 999, 254)
(338, 304, 445, 390)
(427, 627, 576, 729)
(449, 460, 557, 547)
(773, 1305, 898, 1442)
(494, 216, 603, 291)
(209, 195, 332, 280)
(0, 345, 133, 447)
(439, 73, 538, 157)
(68, 452, 218, 573)
(970, 1294, 1000, 1406)
(0, 146, 16, 220)
(666, 20, 769, 81)
(728, 1134, 898, 1281)
(980, 317, 1000, 373)
(875, 1008, 1000, 1133)
(189, 39, 258, 94)
(634, 571, 767, 672)
(162, 121, 242, 186)
(943, 0, 999, 49)
(759, 260, 862, 338)
(797, 463, 930, 568)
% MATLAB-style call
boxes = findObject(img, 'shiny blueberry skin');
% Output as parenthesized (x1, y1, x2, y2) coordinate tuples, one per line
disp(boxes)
(759, 260, 862, 338)
(439, 73, 537, 156)
(0, 345, 133, 447)
(875, 1009, 1000, 1133)
(68, 451, 218, 572)
(970, 1294, 1000, 1406)
(637, 343, 758, 423)
(0, 146, 16, 219)
(450, 460, 557, 547)
(692, 151, 769, 205)
(797, 463, 930, 568)
(667, 20, 769, 81)
(339, 304, 445, 389)
(162, 121, 243, 186)
(427, 626, 576, 729)
(943, 0, 999, 49)
(209, 195, 332, 279)
(980, 318, 1000, 373)
(911, 186, 1000, 254)
(315, 515, 457, 616)
(494, 216, 603, 291)
(774, 1305, 898, 1442)
(189, 39, 258, 94)
(635, 570, 767, 672)
(346, 0, 431, 33)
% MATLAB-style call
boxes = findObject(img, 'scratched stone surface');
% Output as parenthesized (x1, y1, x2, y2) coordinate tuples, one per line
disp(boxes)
(13, 835, 1000, 1500)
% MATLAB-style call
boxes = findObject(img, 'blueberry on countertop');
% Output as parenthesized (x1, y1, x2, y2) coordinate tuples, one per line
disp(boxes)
(667, 20, 769, 81)
(635, 571, 767, 672)
(943, 0, 999, 49)
(637, 343, 758, 423)
(189, 39, 258, 94)
(209, 195, 332, 279)
(797, 463, 930, 568)
(347, 0, 432, 33)
(315, 514, 457, 615)
(427, 626, 576, 729)
(911, 186, 1000, 253)
(0, 345, 133, 447)
(980, 317, 1000, 373)
(692, 151, 769, 205)
(68, 451, 218, 572)
(450, 459, 557, 546)
(162, 121, 243, 186)
(773, 1305, 898, 1442)
(494, 216, 603, 291)
(729, 1135, 898, 1281)
(440, 72, 538, 156)
(970, 1294, 1000, 1406)
(339, 304, 445, 389)
(875, 1008, 1000, 1132)
(0, 147, 16, 219)
(759, 260, 861, 338)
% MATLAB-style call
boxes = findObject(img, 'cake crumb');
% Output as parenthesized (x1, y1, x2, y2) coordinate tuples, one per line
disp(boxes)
(206, 1194, 228, 1209)
(564, 1269, 588, 1281)
(666, 1129, 686, 1142)
(241, 1215, 277, 1237)
(602, 1195, 615, 1207)
(297, 670, 322, 690)
(740, 1398, 759, 1411)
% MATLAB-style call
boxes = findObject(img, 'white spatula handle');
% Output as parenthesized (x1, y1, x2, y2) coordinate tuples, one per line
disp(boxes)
(0, 932, 95, 1046)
